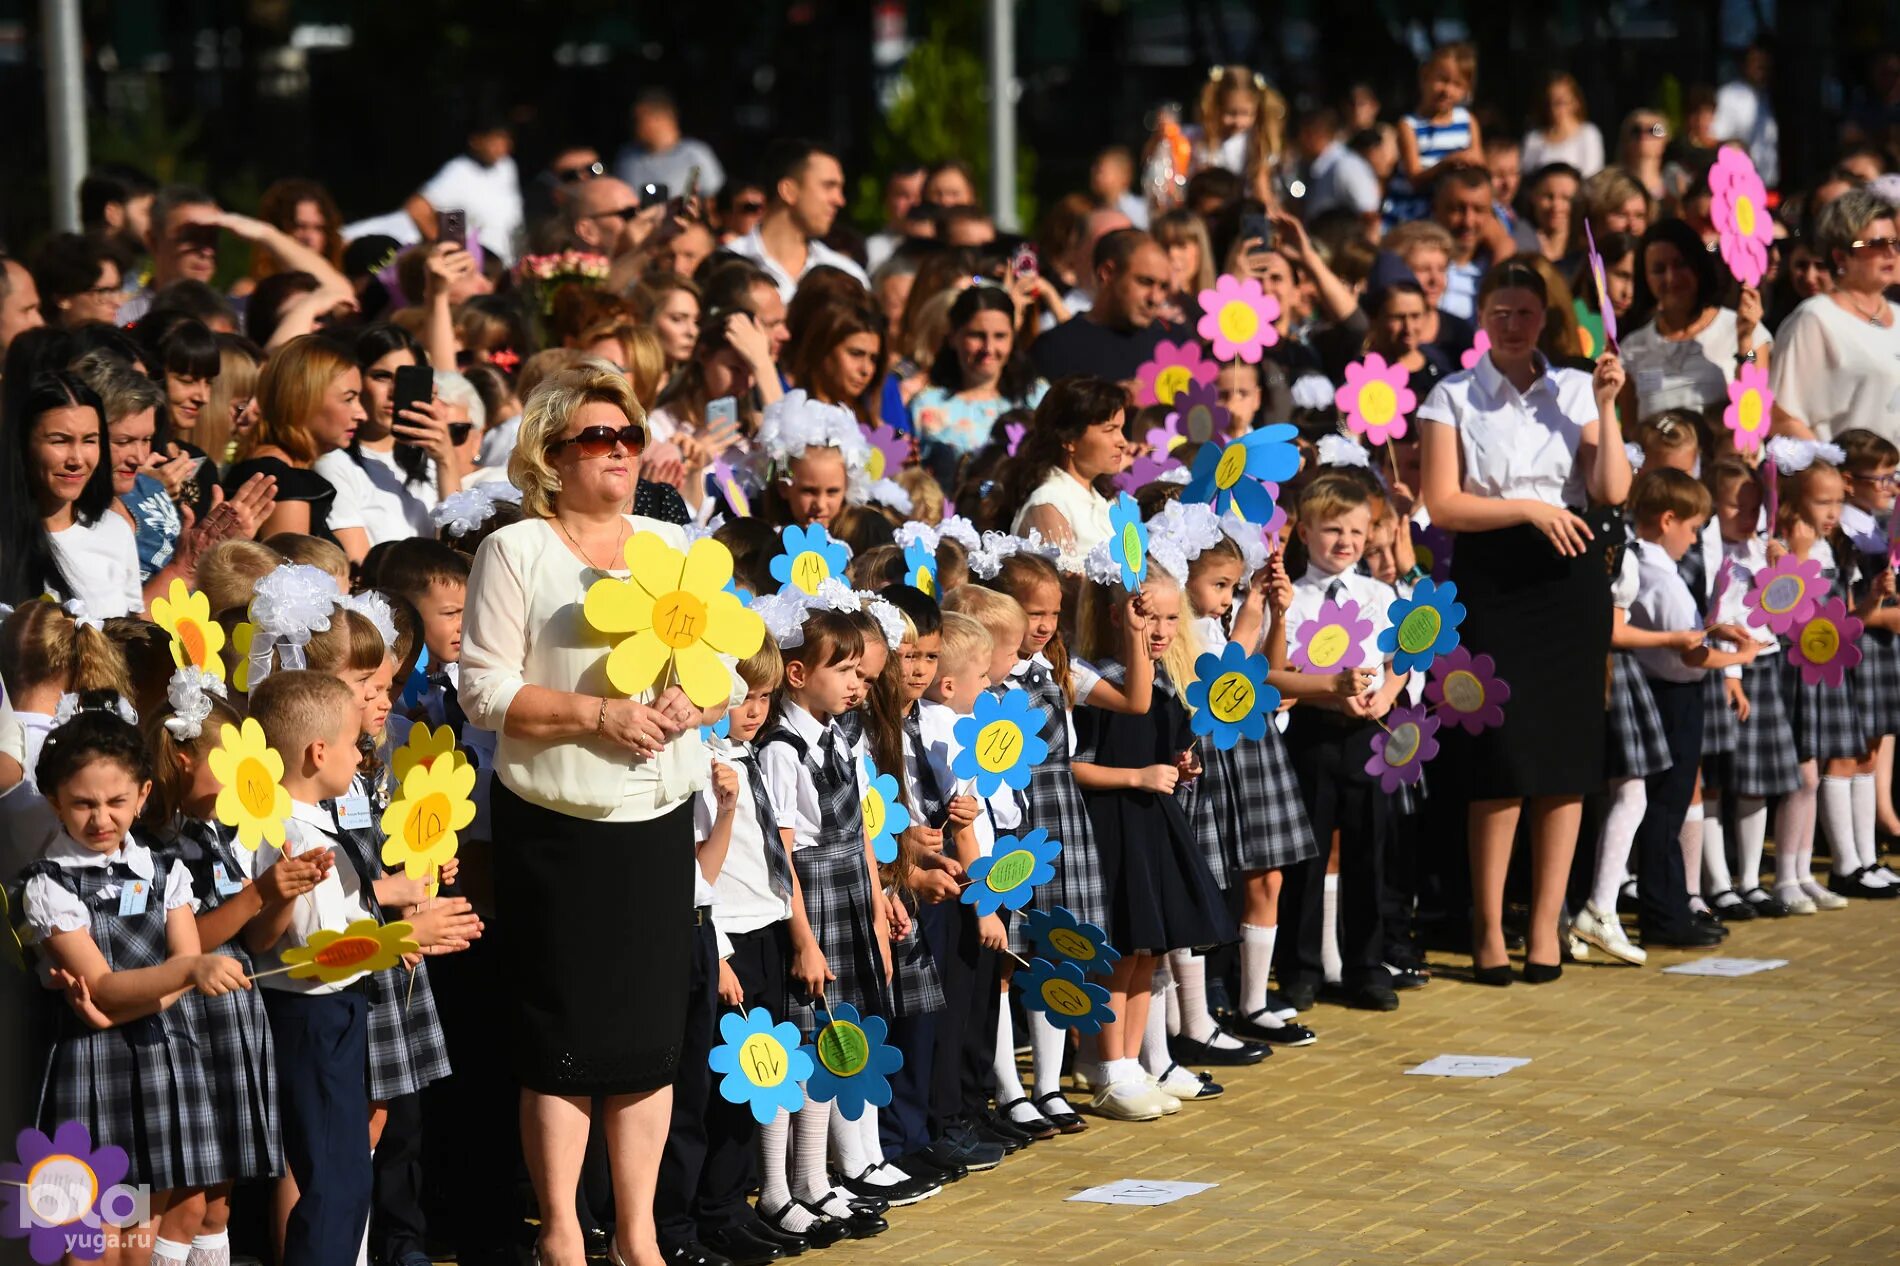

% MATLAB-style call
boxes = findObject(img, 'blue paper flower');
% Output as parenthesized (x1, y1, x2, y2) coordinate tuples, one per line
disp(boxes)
(902, 539, 940, 597)
(951, 687, 1050, 796)
(1182, 424, 1301, 523)
(1378, 577, 1466, 675)
(708, 1007, 812, 1124)
(1185, 642, 1279, 751)
(723, 576, 755, 604)
(698, 712, 732, 744)
(860, 754, 912, 864)
(769, 524, 851, 596)
(800, 1001, 904, 1120)
(962, 826, 1061, 915)
(1107, 492, 1149, 590)
(400, 645, 432, 710)
(1017, 957, 1116, 1034)
(1024, 905, 1121, 977)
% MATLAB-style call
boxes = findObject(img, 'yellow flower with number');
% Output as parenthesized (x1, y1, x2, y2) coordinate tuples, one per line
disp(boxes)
(206, 718, 292, 850)
(230, 622, 258, 693)
(280, 919, 417, 984)
(380, 756, 478, 881)
(390, 722, 467, 785)
(583, 533, 765, 707)
(150, 579, 227, 679)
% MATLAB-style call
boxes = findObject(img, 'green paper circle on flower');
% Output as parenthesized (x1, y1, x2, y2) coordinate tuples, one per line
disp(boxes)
(1185, 642, 1278, 750)
(951, 688, 1051, 796)
(1378, 578, 1466, 675)
(1018, 957, 1116, 1034)
(583, 533, 766, 707)
(860, 754, 912, 864)
(708, 1007, 812, 1125)
(801, 1001, 905, 1121)
(962, 827, 1062, 916)
(1291, 597, 1372, 673)
(769, 524, 852, 596)
(1787, 597, 1864, 687)
(1024, 905, 1122, 977)
(1108, 493, 1149, 591)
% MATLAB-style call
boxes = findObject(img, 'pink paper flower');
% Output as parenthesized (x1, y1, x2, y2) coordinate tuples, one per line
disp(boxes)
(1334, 354, 1416, 446)
(1134, 340, 1218, 407)
(860, 422, 910, 482)
(1364, 704, 1440, 793)
(1425, 647, 1510, 735)
(1710, 147, 1773, 288)
(1195, 275, 1280, 363)
(1004, 422, 1027, 455)
(1147, 379, 1229, 452)
(1291, 597, 1373, 673)
(1745, 555, 1826, 634)
(1460, 330, 1491, 371)
(1787, 597, 1864, 687)
(1724, 363, 1774, 454)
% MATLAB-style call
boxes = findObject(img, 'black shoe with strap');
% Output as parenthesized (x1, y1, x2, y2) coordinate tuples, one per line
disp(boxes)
(1030, 1090, 1087, 1134)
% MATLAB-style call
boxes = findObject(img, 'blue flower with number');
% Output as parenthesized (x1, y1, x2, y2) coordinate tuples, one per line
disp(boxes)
(962, 827, 1061, 915)
(769, 524, 851, 596)
(1185, 642, 1278, 751)
(902, 539, 939, 597)
(1024, 905, 1122, 977)
(698, 712, 731, 744)
(951, 687, 1050, 796)
(1107, 492, 1149, 590)
(1182, 424, 1300, 523)
(800, 1001, 904, 1120)
(1017, 957, 1116, 1034)
(1378, 577, 1466, 675)
(858, 754, 912, 863)
(708, 1007, 812, 1124)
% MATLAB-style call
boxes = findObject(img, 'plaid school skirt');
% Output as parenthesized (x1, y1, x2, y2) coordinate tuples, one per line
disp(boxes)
(191, 943, 283, 1180)
(1786, 659, 1868, 763)
(1852, 629, 1900, 740)
(886, 896, 946, 1019)
(1184, 729, 1318, 889)
(1732, 657, 1801, 797)
(1702, 669, 1739, 756)
(1607, 652, 1672, 780)
(364, 958, 452, 1102)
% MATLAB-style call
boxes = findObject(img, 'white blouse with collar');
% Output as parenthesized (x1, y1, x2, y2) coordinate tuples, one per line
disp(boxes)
(1419, 352, 1599, 509)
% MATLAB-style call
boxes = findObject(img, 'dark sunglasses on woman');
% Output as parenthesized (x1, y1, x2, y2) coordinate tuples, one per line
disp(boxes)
(548, 423, 647, 459)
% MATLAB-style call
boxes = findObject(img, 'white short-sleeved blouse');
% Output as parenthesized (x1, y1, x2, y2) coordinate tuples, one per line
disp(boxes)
(22, 833, 195, 941)
(1012, 468, 1114, 554)
(1770, 294, 1900, 444)
(1418, 352, 1598, 508)
(1621, 307, 1772, 421)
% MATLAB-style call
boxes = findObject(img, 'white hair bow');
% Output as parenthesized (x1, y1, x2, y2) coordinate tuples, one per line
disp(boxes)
(61, 599, 103, 632)
(161, 667, 228, 741)
(247, 564, 340, 688)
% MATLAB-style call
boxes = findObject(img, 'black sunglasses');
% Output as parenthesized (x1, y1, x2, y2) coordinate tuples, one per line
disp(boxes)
(548, 423, 647, 459)
(558, 160, 605, 183)
(590, 206, 643, 222)
(448, 421, 475, 445)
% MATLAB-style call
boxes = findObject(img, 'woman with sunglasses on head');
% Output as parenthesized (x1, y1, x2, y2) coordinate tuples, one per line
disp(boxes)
(459, 362, 712, 1266)
(1772, 189, 1900, 445)
(1619, 217, 1770, 423)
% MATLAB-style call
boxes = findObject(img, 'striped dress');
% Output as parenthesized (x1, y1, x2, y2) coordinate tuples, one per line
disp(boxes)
(1386, 106, 1473, 224)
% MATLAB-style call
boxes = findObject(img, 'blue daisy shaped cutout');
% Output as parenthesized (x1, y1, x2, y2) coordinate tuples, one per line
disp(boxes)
(951, 687, 1050, 796)
(769, 524, 851, 596)
(1378, 577, 1466, 676)
(801, 1001, 905, 1121)
(1024, 905, 1122, 977)
(708, 1007, 813, 1125)
(1018, 957, 1117, 1034)
(1182, 423, 1301, 522)
(698, 712, 732, 744)
(1107, 492, 1149, 590)
(1185, 643, 1279, 751)
(961, 826, 1061, 916)
(902, 539, 940, 597)
(723, 576, 755, 604)
(860, 754, 912, 864)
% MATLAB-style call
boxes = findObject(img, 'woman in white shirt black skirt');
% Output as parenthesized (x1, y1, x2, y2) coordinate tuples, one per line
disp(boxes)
(1418, 259, 1632, 985)
(460, 363, 718, 1266)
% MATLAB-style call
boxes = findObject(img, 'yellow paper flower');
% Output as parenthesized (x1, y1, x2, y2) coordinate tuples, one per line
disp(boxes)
(206, 718, 292, 850)
(380, 756, 478, 881)
(230, 622, 258, 693)
(280, 919, 418, 983)
(390, 722, 468, 785)
(150, 579, 228, 679)
(583, 533, 766, 707)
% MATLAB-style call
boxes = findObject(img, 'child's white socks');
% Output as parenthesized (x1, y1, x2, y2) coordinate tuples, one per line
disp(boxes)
(1238, 922, 1278, 1021)
(1591, 777, 1647, 912)
(1167, 949, 1243, 1048)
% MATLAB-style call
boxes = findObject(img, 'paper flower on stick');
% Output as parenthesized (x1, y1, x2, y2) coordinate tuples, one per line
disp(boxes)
(0, 1120, 129, 1264)
(1788, 597, 1864, 686)
(802, 1001, 903, 1120)
(860, 422, 909, 483)
(280, 919, 418, 984)
(1017, 957, 1115, 1034)
(769, 524, 851, 596)
(951, 688, 1050, 796)
(390, 722, 467, 786)
(380, 756, 477, 883)
(1573, 298, 1606, 360)
(1584, 221, 1620, 349)
(860, 754, 911, 864)
(1710, 147, 1773, 288)
(584, 533, 765, 707)
(1335, 354, 1416, 445)
(1413, 524, 1454, 583)
(150, 579, 227, 680)
(1185, 643, 1279, 750)
(207, 719, 292, 850)
(1149, 379, 1228, 452)
(1108, 493, 1149, 591)
(1365, 705, 1440, 792)
(1003, 421, 1027, 455)
(1745, 555, 1825, 634)
(709, 1007, 811, 1124)
(1134, 340, 1218, 406)
(1292, 598, 1372, 673)
(1380, 578, 1466, 675)
(1183, 424, 1300, 523)
(1024, 905, 1121, 977)
(902, 539, 939, 597)
(1724, 363, 1774, 454)
(1115, 449, 1184, 494)
(712, 461, 751, 518)
(1425, 648, 1510, 735)
(962, 827, 1061, 915)
(1197, 274, 1281, 363)
(1460, 330, 1491, 371)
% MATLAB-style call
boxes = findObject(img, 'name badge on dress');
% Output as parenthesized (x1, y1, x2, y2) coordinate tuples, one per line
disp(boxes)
(213, 863, 243, 897)
(335, 794, 374, 831)
(117, 880, 150, 917)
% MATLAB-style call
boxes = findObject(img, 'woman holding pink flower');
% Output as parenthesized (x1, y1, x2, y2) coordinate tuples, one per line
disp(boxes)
(1619, 218, 1771, 424)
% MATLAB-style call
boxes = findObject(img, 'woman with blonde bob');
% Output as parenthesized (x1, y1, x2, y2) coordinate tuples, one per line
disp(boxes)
(459, 363, 717, 1266)
(225, 334, 370, 561)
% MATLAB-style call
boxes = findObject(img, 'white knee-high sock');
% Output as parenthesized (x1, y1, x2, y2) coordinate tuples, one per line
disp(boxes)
(1320, 872, 1342, 984)
(829, 1100, 871, 1177)
(1703, 809, 1734, 894)
(1139, 965, 1171, 1076)
(759, 1107, 794, 1211)
(152, 1239, 192, 1264)
(1776, 764, 1819, 889)
(186, 1230, 231, 1266)
(1591, 777, 1648, 911)
(1167, 949, 1240, 1047)
(991, 1000, 1027, 1104)
(1821, 775, 1859, 875)
(791, 1102, 833, 1203)
(1238, 923, 1277, 1019)
(1737, 796, 1769, 892)
(1680, 802, 1706, 903)
(1852, 773, 1884, 882)
(1026, 1009, 1071, 1111)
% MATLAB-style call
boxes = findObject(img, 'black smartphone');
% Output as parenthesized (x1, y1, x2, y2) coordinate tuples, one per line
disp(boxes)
(439, 208, 467, 249)
(392, 364, 434, 428)
(640, 182, 669, 209)
(1239, 210, 1273, 255)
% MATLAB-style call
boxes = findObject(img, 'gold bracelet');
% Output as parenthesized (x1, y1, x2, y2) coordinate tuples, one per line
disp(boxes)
(595, 698, 608, 736)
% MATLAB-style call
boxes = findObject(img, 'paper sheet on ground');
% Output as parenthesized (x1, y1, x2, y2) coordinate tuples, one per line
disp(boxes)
(1405, 1055, 1532, 1078)
(1662, 957, 1788, 977)
(1067, 1179, 1219, 1206)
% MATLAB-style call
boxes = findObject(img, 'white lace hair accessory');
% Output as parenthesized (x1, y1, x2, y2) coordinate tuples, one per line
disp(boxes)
(53, 692, 138, 727)
(1082, 542, 1123, 587)
(1158, 465, 1192, 485)
(1221, 513, 1270, 574)
(682, 514, 727, 545)
(753, 589, 814, 650)
(755, 390, 870, 479)
(1624, 440, 1647, 473)
(863, 477, 914, 516)
(894, 521, 938, 552)
(161, 667, 228, 741)
(61, 599, 102, 632)
(1766, 436, 1846, 475)
(1318, 433, 1371, 470)
(247, 564, 340, 687)
(337, 591, 400, 656)
(860, 592, 907, 649)
(1147, 500, 1225, 582)
(1291, 373, 1337, 411)
(431, 483, 523, 536)
(936, 515, 980, 550)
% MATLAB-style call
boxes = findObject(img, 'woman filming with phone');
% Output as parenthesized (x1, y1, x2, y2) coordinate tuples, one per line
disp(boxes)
(324, 322, 468, 544)
(648, 304, 784, 518)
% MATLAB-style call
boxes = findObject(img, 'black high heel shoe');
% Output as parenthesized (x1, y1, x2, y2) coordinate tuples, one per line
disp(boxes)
(1471, 962, 1513, 987)
(1521, 961, 1563, 984)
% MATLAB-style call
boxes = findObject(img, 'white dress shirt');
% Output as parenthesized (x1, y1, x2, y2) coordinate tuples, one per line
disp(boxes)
(250, 799, 382, 995)
(1716, 534, 1779, 652)
(1630, 539, 1705, 683)
(698, 738, 791, 949)
(22, 832, 196, 942)
(758, 701, 861, 849)
(919, 699, 1021, 858)
(1285, 563, 1399, 693)
(726, 227, 870, 303)
(1418, 352, 1599, 508)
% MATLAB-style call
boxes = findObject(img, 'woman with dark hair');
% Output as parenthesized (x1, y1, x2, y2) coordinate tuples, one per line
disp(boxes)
(322, 322, 465, 543)
(1571, 228, 1639, 331)
(1363, 278, 1455, 409)
(1619, 217, 1769, 422)
(128, 314, 222, 515)
(251, 178, 346, 278)
(1766, 219, 1832, 331)
(994, 376, 1128, 552)
(29, 233, 125, 327)
(1511, 163, 1583, 269)
(784, 300, 885, 430)
(243, 270, 350, 350)
(910, 284, 1048, 487)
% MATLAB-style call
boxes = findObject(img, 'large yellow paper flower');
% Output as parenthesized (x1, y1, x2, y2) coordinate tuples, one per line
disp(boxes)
(380, 756, 478, 881)
(230, 622, 258, 693)
(583, 533, 765, 706)
(206, 718, 292, 850)
(390, 722, 468, 785)
(280, 919, 417, 983)
(150, 579, 227, 679)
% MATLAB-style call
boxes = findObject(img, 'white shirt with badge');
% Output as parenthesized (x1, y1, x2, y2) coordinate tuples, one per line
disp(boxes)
(22, 832, 197, 944)
(248, 798, 380, 995)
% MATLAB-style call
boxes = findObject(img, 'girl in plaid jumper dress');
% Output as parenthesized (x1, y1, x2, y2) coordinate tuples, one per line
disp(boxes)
(1833, 429, 1900, 891)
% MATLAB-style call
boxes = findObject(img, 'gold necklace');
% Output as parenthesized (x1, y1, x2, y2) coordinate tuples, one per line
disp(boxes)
(555, 514, 625, 570)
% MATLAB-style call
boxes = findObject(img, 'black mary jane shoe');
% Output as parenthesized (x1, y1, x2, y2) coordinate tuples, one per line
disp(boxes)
(991, 1100, 1058, 1141)
(757, 1203, 845, 1250)
(1168, 1029, 1271, 1066)
(1521, 961, 1563, 984)
(1031, 1091, 1088, 1134)
(700, 1226, 784, 1266)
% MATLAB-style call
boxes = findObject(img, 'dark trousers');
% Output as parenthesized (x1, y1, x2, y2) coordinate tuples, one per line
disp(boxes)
(655, 910, 719, 1251)
(1381, 804, 1420, 964)
(699, 922, 789, 1230)
(1280, 713, 1389, 990)
(1636, 677, 1705, 939)
(264, 988, 372, 1266)
(927, 902, 998, 1129)
(881, 902, 946, 1160)
(370, 1092, 425, 1262)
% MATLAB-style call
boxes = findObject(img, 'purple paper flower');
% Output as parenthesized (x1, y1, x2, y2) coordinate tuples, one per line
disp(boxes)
(1364, 705, 1440, 793)
(1787, 598, 1865, 687)
(1412, 524, 1454, 583)
(1148, 379, 1230, 453)
(1425, 648, 1510, 735)
(1290, 598, 1372, 673)
(860, 422, 910, 482)
(1114, 450, 1183, 493)
(1, 1122, 130, 1263)
(1745, 556, 1826, 635)
(1004, 422, 1026, 455)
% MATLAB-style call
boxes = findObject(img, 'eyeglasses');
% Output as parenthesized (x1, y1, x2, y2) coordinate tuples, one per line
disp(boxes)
(1849, 237, 1900, 255)
(558, 161, 605, 183)
(547, 423, 646, 459)
(733, 199, 766, 215)
(1849, 470, 1900, 487)
(448, 422, 475, 445)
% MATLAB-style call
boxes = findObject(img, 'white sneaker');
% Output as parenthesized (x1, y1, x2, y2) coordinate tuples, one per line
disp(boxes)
(1572, 902, 1647, 965)
(1089, 1080, 1168, 1122)
(1801, 879, 1849, 911)
(1777, 885, 1818, 915)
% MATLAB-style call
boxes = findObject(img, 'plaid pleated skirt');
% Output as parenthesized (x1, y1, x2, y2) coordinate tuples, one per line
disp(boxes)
(1606, 652, 1672, 780)
(363, 958, 452, 1102)
(886, 896, 946, 1018)
(1786, 659, 1868, 763)
(1852, 629, 1900, 739)
(190, 945, 283, 1180)
(1701, 668, 1739, 756)
(1732, 657, 1801, 797)
(1008, 669, 1105, 955)
(1183, 729, 1318, 889)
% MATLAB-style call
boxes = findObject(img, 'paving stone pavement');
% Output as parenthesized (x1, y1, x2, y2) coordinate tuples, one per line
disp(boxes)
(825, 903, 1900, 1265)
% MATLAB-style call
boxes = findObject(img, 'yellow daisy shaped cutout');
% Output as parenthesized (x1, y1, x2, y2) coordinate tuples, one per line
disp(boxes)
(379, 757, 478, 882)
(583, 533, 765, 707)
(280, 919, 418, 984)
(390, 722, 468, 785)
(206, 718, 292, 850)
(230, 622, 258, 693)
(150, 579, 228, 679)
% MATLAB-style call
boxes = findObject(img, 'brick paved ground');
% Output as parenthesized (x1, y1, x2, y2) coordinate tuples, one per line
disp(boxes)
(825, 902, 1900, 1265)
